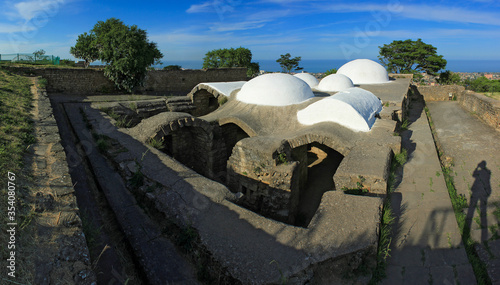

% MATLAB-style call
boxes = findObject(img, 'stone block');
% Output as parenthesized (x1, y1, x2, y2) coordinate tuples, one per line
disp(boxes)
(334, 143, 392, 194)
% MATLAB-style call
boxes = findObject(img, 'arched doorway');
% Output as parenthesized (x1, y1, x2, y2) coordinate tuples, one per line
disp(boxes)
(292, 142, 344, 227)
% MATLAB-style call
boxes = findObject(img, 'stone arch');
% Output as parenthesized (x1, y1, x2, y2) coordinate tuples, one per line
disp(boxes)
(145, 115, 225, 180)
(149, 115, 215, 143)
(187, 83, 233, 116)
(286, 133, 353, 157)
(286, 133, 349, 227)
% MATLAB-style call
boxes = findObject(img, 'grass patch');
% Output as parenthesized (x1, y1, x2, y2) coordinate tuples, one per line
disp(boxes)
(218, 96, 228, 105)
(128, 102, 137, 112)
(399, 118, 409, 131)
(479, 92, 500, 100)
(343, 175, 368, 195)
(38, 77, 48, 89)
(128, 162, 144, 189)
(276, 152, 288, 165)
(369, 148, 406, 283)
(0, 68, 37, 283)
(148, 137, 164, 149)
(425, 105, 491, 284)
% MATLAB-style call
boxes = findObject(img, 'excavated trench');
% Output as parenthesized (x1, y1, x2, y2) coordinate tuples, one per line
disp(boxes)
(51, 97, 147, 284)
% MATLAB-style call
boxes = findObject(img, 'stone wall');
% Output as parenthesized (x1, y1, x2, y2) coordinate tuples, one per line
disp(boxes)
(226, 137, 301, 223)
(416, 85, 500, 131)
(3, 66, 247, 95)
(162, 123, 227, 182)
(416, 85, 465, 101)
(457, 91, 500, 131)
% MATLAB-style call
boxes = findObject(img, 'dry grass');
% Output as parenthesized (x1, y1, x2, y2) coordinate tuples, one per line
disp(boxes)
(480, 92, 500, 100)
(0, 68, 37, 283)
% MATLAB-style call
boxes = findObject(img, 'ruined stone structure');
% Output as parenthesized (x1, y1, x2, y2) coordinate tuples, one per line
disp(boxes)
(48, 59, 413, 283)
(124, 61, 408, 228)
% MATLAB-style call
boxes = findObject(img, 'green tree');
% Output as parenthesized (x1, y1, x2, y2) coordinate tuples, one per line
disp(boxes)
(33, 49, 46, 62)
(70, 32, 99, 68)
(322, 68, 337, 78)
(276, 53, 303, 73)
(436, 70, 461, 85)
(203, 47, 259, 77)
(71, 18, 163, 92)
(466, 77, 500, 93)
(378, 39, 446, 76)
(163, 65, 182, 71)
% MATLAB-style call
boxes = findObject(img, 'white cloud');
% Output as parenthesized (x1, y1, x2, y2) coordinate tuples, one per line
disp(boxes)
(14, 0, 65, 21)
(400, 5, 500, 26)
(0, 23, 37, 33)
(186, 1, 213, 13)
(209, 20, 267, 32)
(322, 3, 500, 26)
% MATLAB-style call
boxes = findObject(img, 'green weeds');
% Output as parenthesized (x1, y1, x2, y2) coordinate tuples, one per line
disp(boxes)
(38, 77, 48, 88)
(218, 96, 228, 105)
(369, 148, 406, 283)
(148, 137, 164, 149)
(276, 153, 288, 165)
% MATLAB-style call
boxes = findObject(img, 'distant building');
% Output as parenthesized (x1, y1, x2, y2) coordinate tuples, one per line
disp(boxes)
(484, 74, 493, 80)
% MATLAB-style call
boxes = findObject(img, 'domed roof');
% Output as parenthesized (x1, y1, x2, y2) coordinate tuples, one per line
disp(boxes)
(337, 59, 389, 84)
(317, 74, 354, 92)
(293, 73, 319, 88)
(297, 87, 382, 132)
(237, 73, 314, 106)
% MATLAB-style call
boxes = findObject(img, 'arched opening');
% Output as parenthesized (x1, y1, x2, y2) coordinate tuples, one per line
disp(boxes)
(208, 95, 219, 110)
(162, 126, 214, 178)
(292, 142, 344, 227)
(220, 123, 250, 161)
(191, 90, 220, 116)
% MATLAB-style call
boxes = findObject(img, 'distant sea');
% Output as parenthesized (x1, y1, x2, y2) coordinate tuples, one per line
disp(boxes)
(157, 59, 500, 73)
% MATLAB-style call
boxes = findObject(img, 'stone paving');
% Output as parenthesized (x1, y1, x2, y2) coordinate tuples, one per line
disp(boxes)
(428, 101, 500, 284)
(28, 78, 96, 284)
(382, 97, 476, 284)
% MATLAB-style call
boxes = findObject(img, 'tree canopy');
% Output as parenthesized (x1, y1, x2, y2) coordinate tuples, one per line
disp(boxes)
(464, 76, 500, 93)
(436, 70, 461, 85)
(70, 32, 98, 68)
(378, 39, 446, 76)
(71, 18, 163, 92)
(202, 47, 259, 77)
(276, 53, 303, 73)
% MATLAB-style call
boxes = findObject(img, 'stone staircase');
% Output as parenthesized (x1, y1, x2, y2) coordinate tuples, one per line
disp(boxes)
(166, 96, 196, 113)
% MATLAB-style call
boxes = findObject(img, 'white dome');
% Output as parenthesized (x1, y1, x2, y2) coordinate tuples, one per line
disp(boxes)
(337, 59, 389, 84)
(237, 73, 314, 106)
(293, 73, 319, 88)
(297, 87, 382, 132)
(317, 74, 354, 92)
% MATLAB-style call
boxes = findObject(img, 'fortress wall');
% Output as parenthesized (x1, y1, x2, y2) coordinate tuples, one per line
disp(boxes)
(416, 85, 465, 101)
(3, 66, 247, 95)
(458, 91, 500, 131)
(416, 85, 500, 131)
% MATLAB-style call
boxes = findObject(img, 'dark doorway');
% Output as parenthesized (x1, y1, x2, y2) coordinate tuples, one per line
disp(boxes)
(220, 123, 250, 161)
(294, 142, 344, 227)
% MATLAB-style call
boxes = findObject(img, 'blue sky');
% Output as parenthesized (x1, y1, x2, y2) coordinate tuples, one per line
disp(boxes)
(1, 0, 500, 64)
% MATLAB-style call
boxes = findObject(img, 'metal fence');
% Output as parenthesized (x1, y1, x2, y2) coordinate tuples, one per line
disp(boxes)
(0, 53, 60, 65)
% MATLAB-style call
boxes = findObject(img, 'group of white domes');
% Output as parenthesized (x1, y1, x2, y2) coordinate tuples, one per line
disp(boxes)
(233, 59, 389, 132)
(236, 59, 390, 107)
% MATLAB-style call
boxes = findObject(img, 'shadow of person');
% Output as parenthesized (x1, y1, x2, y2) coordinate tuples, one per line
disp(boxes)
(465, 161, 492, 242)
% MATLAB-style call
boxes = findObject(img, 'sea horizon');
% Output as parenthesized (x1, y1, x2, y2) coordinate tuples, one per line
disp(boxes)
(156, 59, 500, 74)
